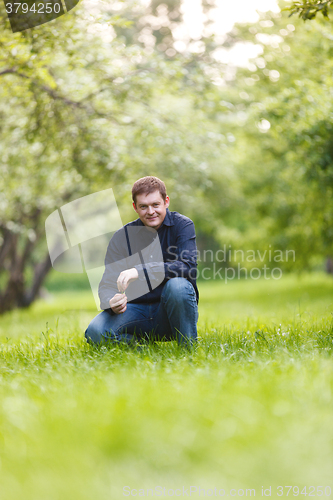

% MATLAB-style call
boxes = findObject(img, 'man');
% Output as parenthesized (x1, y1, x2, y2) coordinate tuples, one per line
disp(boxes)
(85, 176, 198, 347)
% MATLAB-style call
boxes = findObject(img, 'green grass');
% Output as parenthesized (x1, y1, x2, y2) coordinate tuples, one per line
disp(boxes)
(0, 273, 333, 500)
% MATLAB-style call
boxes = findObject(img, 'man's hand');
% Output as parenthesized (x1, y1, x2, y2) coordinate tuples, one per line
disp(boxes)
(117, 268, 139, 293)
(109, 293, 128, 314)
(108, 268, 138, 314)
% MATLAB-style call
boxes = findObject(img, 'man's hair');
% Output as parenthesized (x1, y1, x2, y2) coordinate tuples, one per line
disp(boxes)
(132, 176, 167, 204)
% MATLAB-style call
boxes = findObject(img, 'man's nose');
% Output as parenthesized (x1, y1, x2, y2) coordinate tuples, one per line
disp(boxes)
(147, 205, 155, 214)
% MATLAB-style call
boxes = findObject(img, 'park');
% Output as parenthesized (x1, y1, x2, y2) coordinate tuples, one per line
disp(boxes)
(0, 0, 333, 498)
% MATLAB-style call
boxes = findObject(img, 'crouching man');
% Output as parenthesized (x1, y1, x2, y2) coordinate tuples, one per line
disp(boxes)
(85, 176, 199, 347)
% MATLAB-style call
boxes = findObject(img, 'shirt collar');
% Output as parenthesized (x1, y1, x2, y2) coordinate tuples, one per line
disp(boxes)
(161, 208, 174, 227)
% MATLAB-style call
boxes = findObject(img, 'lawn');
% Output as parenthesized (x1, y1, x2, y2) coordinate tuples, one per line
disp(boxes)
(0, 272, 332, 500)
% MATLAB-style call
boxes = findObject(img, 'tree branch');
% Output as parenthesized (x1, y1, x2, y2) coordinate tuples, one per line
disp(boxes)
(286, 1, 333, 20)
(0, 66, 131, 123)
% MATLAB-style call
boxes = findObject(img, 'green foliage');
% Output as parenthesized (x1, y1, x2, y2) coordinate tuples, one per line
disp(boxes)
(2, 0, 333, 313)
(286, 1, 333, 20)
(0, 1, 230, 311)
(211, 6, 333, 269)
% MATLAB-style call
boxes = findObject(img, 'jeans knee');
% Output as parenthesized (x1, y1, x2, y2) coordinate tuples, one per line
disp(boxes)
(85, 313, 113, 345)
(163, 278, 195, 303)
(85, 323, 103, 345)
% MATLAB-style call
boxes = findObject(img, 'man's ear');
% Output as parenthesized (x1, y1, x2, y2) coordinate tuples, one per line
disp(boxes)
(165, 196, 170, 208)
(133, 202, 138, 213)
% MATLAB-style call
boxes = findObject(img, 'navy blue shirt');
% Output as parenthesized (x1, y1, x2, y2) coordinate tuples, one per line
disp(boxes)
(98, 209, 198, 310)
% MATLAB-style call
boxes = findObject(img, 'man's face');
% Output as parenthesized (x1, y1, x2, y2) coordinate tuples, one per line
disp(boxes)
(133, 190, 170, 230)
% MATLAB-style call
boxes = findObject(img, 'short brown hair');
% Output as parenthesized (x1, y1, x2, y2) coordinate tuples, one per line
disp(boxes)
(132, 176, 167, 204)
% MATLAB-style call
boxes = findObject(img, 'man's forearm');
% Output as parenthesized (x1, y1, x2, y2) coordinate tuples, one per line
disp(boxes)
(136, 259, 197, 280)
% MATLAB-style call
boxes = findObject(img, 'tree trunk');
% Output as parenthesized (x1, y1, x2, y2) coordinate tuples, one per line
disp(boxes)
(0, 252, 53, 314)
(0, 221, 53, 314)
(326, 256, 333, 275)
(23, 253, 53, 307)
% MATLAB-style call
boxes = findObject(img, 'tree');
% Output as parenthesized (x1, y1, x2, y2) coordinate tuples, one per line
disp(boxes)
(210, 4, 333, 270)
(0, 0, 233, 312)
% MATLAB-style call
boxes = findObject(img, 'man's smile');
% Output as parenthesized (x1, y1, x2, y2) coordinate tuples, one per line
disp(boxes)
(133, 190, 170, 230)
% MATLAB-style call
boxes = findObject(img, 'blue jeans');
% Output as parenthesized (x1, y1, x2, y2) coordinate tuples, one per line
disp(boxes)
(85, 278, 198, 347)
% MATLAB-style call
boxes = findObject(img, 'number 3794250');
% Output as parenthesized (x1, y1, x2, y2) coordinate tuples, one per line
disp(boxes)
(5, 3, 61, 14)
(277, 486, 332, 497)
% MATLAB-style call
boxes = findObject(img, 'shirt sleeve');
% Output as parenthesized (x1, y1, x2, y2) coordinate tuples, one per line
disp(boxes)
(163, 219, 197, 280)
(100, 224, 164, 309)
(98, 234, 124, 311)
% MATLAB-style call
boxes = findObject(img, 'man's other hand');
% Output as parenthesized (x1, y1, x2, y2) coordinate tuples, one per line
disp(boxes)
(117, 268, 139, 293)
(109, 293, 128, 314)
